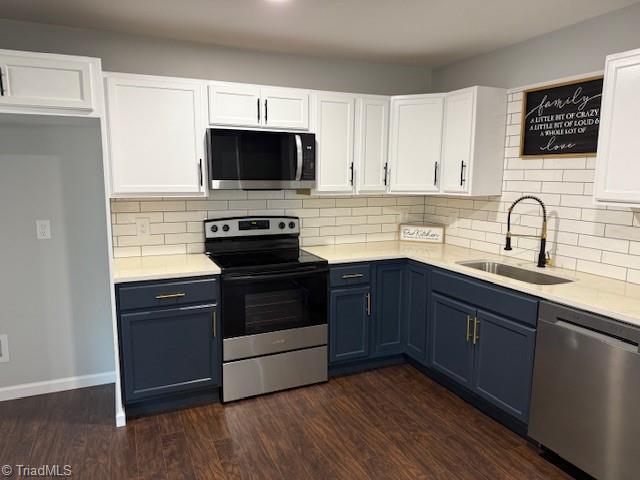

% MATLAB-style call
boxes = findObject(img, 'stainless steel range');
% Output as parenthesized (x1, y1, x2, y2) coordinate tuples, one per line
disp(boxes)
(204, 216, 328, 402)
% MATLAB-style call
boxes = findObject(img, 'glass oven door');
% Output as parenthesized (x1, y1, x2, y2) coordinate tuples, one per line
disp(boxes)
(221, 267, 328, 339)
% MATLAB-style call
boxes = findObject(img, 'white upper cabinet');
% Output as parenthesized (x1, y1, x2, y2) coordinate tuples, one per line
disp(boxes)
(388, 94, 444, 194)
(106, 73, 206, 196)
(440, 86, 506, 196)
(595, 48, 640, 206)
(208, 82, 261, 127)
(355, 96, 390, 194)
(314, 92, 356, 193)
(0, 49, 100, 115)
(208, 81, 309, 130)
(441, 88, 475, 193)
(261, 87, 309, 129)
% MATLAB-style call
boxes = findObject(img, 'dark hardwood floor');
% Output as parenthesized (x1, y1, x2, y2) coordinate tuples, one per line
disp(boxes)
(0, 365, 574, 479)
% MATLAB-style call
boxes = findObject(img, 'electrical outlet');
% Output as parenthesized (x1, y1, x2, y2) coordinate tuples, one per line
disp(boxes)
(36, 220, 51, 240)
(0, 334, 9, 363)
(135, 217, 150, 236)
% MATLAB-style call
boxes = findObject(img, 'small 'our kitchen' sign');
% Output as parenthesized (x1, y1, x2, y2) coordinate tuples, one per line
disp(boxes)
(521, 76, 603, 158)
(399, 224, 444, 243)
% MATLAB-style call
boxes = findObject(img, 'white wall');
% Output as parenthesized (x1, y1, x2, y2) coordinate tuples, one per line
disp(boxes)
(0, 117, 114, 394)
(0, 18, 431, 95)
(431, 2, 640, 91)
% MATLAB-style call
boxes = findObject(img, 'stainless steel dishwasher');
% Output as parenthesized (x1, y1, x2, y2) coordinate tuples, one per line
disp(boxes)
(529, 301, 640, 480)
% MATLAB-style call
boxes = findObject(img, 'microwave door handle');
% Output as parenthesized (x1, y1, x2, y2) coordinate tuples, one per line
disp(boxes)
(295, 134, 303, 181)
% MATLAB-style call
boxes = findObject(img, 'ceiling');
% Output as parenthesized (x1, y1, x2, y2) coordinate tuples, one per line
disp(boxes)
(0, 0, 637, 66)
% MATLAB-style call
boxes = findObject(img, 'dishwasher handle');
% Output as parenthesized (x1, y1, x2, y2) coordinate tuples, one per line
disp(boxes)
(553, 319, 639, 353)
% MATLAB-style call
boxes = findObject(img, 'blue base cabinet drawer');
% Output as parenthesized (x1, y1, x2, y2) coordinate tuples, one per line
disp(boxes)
(431, 269, 538, 327)
(330, 264, 371, 288)
(116, 276, 221, 405)
(118, 277, 219, 311)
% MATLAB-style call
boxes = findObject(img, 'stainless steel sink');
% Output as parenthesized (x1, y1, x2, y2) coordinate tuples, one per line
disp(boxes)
(457, 261, 573, 285)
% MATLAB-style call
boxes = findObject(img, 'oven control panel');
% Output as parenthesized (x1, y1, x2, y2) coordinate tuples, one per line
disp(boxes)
(204, 216, 300, 238)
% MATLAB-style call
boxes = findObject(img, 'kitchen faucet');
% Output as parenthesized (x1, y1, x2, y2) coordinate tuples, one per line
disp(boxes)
(504, 195, 550, 268)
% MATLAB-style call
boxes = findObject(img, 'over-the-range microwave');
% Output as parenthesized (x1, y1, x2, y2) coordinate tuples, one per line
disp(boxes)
(207, 128, 316, 190)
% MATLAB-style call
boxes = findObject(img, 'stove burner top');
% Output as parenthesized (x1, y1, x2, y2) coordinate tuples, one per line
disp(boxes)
(203, 216, 327, 273)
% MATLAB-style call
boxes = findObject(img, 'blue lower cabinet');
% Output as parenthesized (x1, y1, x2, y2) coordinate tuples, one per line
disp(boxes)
(373, 262, 405, 356)
(120, 303, 221, 402)
(472, 309, 536, 422)
(329, 286, 371, 363)
(405, 263, 429, 364)
(117, 276, 221, 406)
(429, 293, 475, 389)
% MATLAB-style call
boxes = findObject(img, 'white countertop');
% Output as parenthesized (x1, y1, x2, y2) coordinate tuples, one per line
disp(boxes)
(113, 254, 220, 283)
(303, 241, 640, 328)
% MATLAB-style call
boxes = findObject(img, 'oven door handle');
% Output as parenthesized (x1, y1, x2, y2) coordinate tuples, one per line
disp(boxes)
(224, 268, 327, 283)
(294, 134, 303, 181)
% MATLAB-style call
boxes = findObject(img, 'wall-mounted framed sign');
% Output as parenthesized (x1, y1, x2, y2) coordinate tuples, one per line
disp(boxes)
(520, 76, 603, 158)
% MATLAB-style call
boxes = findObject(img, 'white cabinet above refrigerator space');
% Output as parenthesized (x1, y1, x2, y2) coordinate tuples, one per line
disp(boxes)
(0, 49, 102, 117)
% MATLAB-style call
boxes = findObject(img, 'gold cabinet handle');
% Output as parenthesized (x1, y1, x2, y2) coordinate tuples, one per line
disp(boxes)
(366, 292, 371, 316)
(466, 315, 472, 342)
(155, 292, 186, 300)
(212, 308, 217, 337)
(473, 317, 480, 345)
(342, 273, 364, 279)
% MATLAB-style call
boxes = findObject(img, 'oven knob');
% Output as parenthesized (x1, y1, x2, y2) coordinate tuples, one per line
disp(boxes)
(279, 222, 286, 229)
(210, 225, 218, 233)
(222, 224, 230, 232)
(289, 222, 296, 229)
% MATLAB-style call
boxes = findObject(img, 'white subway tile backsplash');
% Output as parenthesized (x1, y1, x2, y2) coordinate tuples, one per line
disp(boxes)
(335, 197, 368, 207)
(110, 202, 140, 213)
(247, 190, 285, 200)
(524, 170, 564, 181)
(577, 260, 627, 280)
(150, 223, 187, 235)
(118, 234, 165, 247)
(116, 212, 164, 224)
(605, 224, 640, 242)
(581, 209, 634, 225)
(267, 199, 303, 209)
(335, 216, 368, 225)
(303, 198, 336, 208)
(541, 182, 584, 195)
(563, 169, 595, 182)
(602, 251, 640, 270)
(164, 211, 208, 222)
(228, 200, 267, 210)
(141, 201, 185, 212)
(352, 224, 382, 235)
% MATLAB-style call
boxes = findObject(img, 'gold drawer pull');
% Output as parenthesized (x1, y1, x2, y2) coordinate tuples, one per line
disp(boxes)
(466, 315, 472, 342)
(155, 292, 187, 300)
(342, 273, 364, 279)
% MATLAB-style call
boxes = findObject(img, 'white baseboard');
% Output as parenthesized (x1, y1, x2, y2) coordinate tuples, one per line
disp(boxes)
(0, 371, 116, 402)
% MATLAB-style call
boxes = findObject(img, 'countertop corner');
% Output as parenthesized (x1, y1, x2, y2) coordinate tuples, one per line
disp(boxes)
(112, 254, 221, 283)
